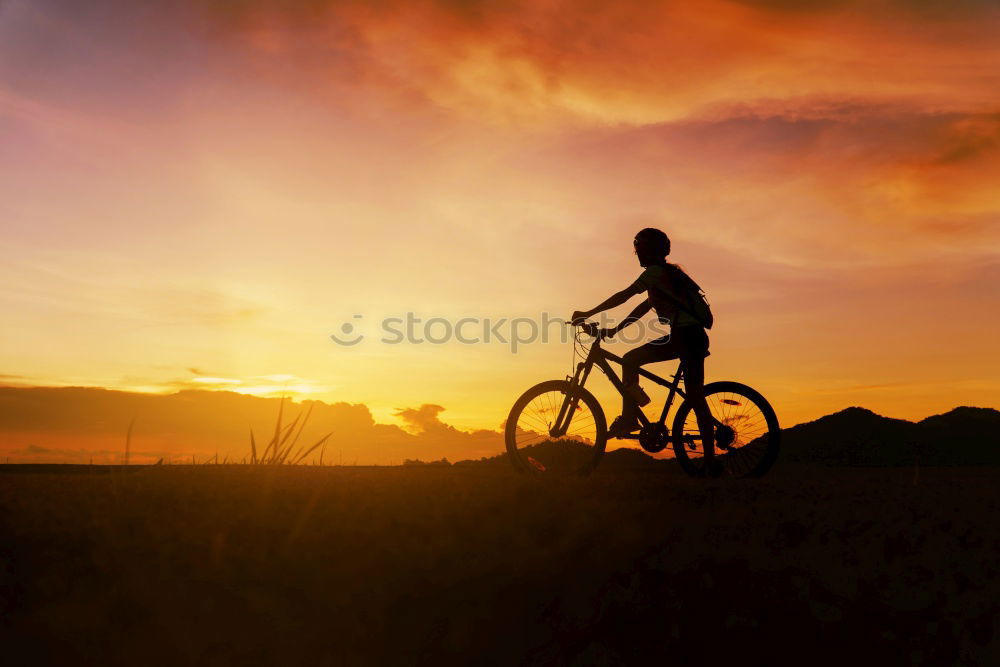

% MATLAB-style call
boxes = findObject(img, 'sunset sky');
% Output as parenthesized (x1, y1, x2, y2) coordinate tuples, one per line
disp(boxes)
(1, 0, 998, 461)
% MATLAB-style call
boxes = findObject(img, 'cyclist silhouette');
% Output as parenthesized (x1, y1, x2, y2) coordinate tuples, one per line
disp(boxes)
(571, 228, 722, 477)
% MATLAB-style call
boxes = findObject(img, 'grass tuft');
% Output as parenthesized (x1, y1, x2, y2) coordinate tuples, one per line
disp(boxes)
(248, 397, 333, 466)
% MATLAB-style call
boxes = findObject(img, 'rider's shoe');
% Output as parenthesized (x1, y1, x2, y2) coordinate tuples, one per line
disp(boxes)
(607, 416, 639, 440)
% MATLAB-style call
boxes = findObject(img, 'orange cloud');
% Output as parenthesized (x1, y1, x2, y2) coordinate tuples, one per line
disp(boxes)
(175, 1, 999, 272)
(195, 0, 1000, 126)
(394, 403, 450, 434)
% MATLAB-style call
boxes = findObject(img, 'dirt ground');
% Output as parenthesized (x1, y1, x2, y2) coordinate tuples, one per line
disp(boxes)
(1, 463, 997, 665)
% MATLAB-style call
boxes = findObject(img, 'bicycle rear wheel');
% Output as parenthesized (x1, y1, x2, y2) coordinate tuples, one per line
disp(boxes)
(671, 381, 780, 478)
(505, 380, 607, 475)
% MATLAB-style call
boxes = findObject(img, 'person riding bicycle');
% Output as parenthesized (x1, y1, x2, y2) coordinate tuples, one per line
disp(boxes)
(571, 227, 721, 476)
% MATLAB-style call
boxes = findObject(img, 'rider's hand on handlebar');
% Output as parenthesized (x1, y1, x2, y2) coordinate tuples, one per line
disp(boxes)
(570, 322, 600, 337)
(569, 312, 610, 339)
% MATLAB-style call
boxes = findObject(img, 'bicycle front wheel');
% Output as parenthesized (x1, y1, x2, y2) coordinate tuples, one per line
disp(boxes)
(505, 380, 607, 475)
(672, 381, 780, 478)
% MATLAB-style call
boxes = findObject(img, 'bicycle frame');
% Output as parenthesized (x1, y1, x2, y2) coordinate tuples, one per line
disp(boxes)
(552, 335, 687, 440)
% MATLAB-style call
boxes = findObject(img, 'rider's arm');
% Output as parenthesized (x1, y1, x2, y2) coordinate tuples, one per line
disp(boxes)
(609, 300, 651, 336)
(572, 283, 644, 322)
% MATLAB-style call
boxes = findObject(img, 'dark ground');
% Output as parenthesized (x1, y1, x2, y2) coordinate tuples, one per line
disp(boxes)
(1, 463, 997, 666)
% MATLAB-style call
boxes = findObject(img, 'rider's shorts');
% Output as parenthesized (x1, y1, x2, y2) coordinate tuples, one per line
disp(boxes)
(648, 325, 710, 360)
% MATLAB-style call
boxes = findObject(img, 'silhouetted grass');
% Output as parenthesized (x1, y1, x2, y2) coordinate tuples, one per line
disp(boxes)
(249, 397, 334, 466)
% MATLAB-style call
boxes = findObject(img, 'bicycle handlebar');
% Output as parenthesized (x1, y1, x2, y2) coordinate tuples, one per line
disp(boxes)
(566, 321, 600, 338)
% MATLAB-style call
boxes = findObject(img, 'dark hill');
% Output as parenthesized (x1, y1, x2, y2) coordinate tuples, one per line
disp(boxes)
(783, 406, 1000, 466)
(781, 407, 918, 466)
(461, 406, 1000, 469)
(914, 407, 1000, 465)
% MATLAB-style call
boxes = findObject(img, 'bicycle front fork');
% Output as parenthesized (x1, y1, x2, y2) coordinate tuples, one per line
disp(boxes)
(550, 388, 581, 438)
(550, 365, 589, 437)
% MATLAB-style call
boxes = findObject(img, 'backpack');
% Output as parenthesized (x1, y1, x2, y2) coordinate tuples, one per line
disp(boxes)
(658, 265, 714, 330)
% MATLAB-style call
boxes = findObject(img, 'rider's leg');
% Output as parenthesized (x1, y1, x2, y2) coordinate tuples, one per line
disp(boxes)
(619, 351, 642, 427)
(677, 326, 717, 475)
(620, 336, 678, 428)
(683, 354, 715, 464)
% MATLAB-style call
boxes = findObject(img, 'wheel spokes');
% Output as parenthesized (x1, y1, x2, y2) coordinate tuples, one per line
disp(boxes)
(678, 390, 775, 477)
(513, 390, 601, 474)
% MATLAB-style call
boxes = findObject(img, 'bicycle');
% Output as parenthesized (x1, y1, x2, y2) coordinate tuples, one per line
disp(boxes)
(505, 322, 780, 477)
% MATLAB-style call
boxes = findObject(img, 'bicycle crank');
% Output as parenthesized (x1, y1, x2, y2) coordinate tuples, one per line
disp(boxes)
(638, 423, 670, 453)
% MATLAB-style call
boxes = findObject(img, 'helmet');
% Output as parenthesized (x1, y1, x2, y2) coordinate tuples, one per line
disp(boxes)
(633, 228, 670, 265)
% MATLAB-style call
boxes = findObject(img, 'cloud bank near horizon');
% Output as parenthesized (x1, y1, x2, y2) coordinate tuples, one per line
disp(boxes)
(0, 386, 502, 465)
